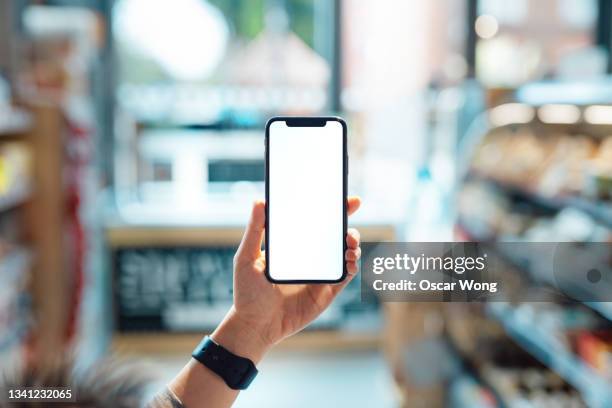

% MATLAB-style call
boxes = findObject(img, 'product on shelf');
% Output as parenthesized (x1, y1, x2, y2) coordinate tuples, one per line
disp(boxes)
(0, 142, 30, 196)
(585, 137, 612, 200)
(454, 333, 587, 407)
(456, 105, 612, 407)
(0, 132, 32, 363)
(471, 127, 612, 201)
(458, 181, 565, 240)
(458, 180, 610, 241)
(576, 330, 612, 380)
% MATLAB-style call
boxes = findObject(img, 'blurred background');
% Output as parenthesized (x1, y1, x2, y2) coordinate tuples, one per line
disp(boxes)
(0, 0, 611, 407)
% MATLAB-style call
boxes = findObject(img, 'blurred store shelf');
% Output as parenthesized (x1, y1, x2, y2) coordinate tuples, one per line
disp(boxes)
(0, 183, 31, 213)
(469, 173, 612, 230)
(448, 374, 497, 408)
(583, 302, 612, 322)
(0, 247, 31, 287)
(459, 219, 612, 323)
(488, 302, 612, 407)
(455, 83, 612, 407)
(446, 323, 510, 407)
(0, 108, 31, 137)
(0, 317, 29, 375)
(0, 248, 32, 369)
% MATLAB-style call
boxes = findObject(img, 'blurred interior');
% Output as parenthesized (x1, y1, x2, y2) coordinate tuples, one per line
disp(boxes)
(1, 0, 611, 407)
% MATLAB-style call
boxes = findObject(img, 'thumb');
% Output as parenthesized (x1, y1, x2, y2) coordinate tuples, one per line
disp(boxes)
(236, 200, 266, 262)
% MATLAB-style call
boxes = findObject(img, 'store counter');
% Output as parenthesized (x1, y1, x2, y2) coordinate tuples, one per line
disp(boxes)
(105, 191, 404, 354)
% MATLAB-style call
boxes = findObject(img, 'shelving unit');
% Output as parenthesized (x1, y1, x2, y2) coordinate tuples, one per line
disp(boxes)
(458, 218, 612, 323)
(0, 248, 31, 355)
(0, 108, 32, 137)
(0, 248, 31, 286)
(488, 303, 612, 407)
(468, 172, 612, 230)
(0, 107, 33, 370)
(446, 318, 511, 408)
(583, 302, 612, 322)
(0, 183, 31, 213)
(107, 217, 397, 353)
(0, 107, 32, 214)
(0, 102, 72, 371)
(457, 217, 612, 406)
(456, 85, 612, 406)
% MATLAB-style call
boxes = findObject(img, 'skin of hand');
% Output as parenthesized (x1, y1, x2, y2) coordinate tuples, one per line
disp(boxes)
(211, 196, 362, 363)
(169, 197, 361, 408)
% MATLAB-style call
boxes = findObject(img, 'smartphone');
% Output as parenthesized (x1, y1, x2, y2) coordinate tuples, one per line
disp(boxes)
(265, 116, 348, 283)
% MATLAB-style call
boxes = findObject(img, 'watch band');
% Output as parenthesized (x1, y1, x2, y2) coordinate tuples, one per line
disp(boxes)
(191, 336, 258, 390)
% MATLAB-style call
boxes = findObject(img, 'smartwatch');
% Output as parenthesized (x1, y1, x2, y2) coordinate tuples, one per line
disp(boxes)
(191, 336, 258, 390)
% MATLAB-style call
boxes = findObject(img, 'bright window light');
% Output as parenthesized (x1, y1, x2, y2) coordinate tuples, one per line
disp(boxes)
(537, 104, 581, 124)
(584, 105, 612, 124)
(475, 15, 499, 39)
(489, 103, 535, 127)
(113, 0, 229, 81)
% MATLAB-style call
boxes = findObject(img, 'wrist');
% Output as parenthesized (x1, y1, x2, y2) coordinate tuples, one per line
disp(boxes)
(210, 307, 272, 364)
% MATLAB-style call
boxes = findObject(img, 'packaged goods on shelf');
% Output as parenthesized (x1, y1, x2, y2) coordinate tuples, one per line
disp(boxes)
(471, 128, 612, 201)
(0, 248, 31, 367)
(585, 137, 612, 200)
(577, 331, 612, 380)
(456, 94, 612, 407)
(450, 330, 587, 407)
(457, 181, 609, 241)
(0, 142, 30, 196)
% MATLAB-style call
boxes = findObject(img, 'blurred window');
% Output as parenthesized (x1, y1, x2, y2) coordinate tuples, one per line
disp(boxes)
(113, 0, 333, 124)
(475, 0, 600, 86)
(112, 0, 337, 201)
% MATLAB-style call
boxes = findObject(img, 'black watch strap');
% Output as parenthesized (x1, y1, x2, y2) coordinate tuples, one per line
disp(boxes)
(191, 336, 258, 390)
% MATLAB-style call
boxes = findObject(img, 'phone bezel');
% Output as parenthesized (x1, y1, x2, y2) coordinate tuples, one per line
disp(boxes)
(264, 116, 348, 284)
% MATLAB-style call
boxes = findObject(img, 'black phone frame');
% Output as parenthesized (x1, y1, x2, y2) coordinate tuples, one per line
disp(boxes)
(264, 116, 348, 284)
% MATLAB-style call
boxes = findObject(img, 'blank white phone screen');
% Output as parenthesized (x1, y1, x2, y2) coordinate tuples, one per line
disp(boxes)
(267, 120, 344, 281)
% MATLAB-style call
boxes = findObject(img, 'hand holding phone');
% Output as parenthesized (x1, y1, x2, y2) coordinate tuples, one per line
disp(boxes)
(206, 116, 360, 358)
(172, 199, 361, 405)
(216, 197, 360, 358)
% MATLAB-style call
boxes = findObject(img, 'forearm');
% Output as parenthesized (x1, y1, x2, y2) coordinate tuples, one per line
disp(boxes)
(167, 308, 271, 408)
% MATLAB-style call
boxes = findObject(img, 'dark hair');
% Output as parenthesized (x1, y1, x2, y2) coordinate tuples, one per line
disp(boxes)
(0, 357, 155, 408)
